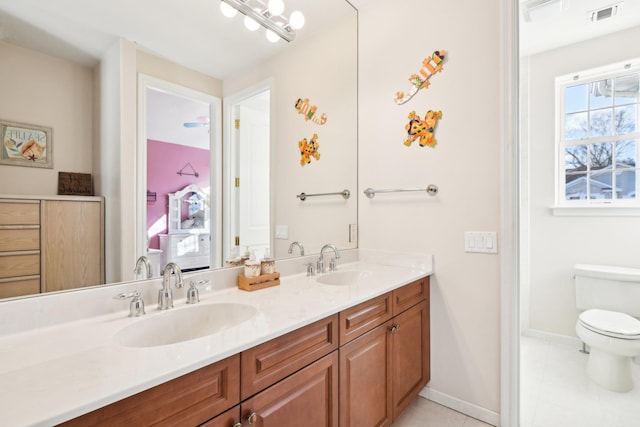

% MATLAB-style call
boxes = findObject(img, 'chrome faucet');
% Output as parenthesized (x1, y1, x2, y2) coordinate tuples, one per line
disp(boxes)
(133, 255, 152, 279)
(288, 241, 305, 256)
(158, 262, 183, 310)
(317, 244, 340, 274)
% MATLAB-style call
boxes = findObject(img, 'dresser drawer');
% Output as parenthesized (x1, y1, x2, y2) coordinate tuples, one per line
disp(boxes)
(0, 276, 40, 299)
(0, 228, 40, 251)
(392, 278, 429, 315)
(0, 253, 40, 279)
(241, 314, 338, 399)
(339, 292, 393, 345)
(0, 201, 40, 225)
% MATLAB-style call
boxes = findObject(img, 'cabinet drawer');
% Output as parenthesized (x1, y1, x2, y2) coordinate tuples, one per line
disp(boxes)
(339, 292, 392, 345)
(241, 314, 338, 400)
(0, 228, 40, 251)
(0, 276, 40, 299)
(0, 253, 39, 279)
(392, 277, 429, 315)
(0, 201, 39, 225)
(60, 354, 240, 427)
(200, 405, 241, 427)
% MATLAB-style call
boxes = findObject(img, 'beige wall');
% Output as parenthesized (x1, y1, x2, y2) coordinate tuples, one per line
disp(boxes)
(0, 41, 94, 195)
(358, 0, 501, 417)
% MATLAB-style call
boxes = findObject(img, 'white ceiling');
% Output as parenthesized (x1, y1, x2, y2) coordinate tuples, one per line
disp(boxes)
(0, 0, 355, 79)
(519, 0, 640, 57)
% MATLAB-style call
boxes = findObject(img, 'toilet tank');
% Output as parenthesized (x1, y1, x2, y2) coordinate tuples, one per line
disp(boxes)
(574, 264, 640, 317)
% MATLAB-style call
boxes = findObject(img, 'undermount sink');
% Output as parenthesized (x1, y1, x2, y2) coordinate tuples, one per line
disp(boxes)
(114, 303, 257, 348)
(315, 269, 373, 286)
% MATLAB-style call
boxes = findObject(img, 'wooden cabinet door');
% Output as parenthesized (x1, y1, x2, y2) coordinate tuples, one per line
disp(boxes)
(339, 321, 393, 427)
(391, 300, 430, 420)
(42, 200, 104, 291)
(241, 352, 338, 427)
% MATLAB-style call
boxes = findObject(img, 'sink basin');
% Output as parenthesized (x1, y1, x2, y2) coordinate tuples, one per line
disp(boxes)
(114, 303, 257, 347)
(315, 270, 373, 286)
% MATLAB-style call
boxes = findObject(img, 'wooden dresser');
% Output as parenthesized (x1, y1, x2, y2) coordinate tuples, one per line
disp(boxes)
(0, 195, 104, 299)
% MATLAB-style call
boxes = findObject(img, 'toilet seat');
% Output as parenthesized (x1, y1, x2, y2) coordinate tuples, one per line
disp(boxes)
(579, 309, 640, 340)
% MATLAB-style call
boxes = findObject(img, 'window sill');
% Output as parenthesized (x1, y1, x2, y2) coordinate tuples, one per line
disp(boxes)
(551, 205, 640, 217)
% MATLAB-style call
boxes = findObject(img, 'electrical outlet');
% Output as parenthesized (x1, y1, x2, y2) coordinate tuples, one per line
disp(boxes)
(349, 223, 357, 243)
(275, 225, 288, 239)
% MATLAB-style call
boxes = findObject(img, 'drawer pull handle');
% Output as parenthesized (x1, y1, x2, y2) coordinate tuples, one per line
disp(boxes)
(247, 412, 258, 424)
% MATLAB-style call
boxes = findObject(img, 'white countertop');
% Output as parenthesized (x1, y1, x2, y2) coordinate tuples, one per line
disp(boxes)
(0, 251, 432, 426)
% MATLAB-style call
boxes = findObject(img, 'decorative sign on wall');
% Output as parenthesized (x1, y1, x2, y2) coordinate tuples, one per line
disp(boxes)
(1, 120, 53, 168)
(298, 133, 320, 166)
(404, 110, 442, 148)
(294, 98, 327, 125)
(393, 50, 446, 105)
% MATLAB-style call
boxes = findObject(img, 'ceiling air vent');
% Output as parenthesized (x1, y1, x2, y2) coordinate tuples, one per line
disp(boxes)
(588, 2, 622, 23)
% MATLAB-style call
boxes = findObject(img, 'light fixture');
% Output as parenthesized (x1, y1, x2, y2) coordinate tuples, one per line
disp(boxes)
(220, 0, 304, 42)
(521, 0, 568, 22)
(219, 1, 238, 18)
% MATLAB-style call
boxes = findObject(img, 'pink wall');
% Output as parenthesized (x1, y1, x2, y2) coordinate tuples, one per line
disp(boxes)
(147, 139, 210, 249)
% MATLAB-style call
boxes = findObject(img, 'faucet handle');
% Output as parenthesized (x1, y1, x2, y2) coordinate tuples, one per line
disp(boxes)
(114, 291, 146, 317)
(329, 258, 337, 272)
(304, 262, 315, 276)
(186, 280, 210, 304)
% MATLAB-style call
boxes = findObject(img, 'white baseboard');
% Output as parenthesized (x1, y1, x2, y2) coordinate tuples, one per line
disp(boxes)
(419, 385, 500, 426)
(522, 328, 581, 347)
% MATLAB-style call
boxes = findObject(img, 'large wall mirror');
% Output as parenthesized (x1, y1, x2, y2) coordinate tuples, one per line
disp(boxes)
(0, 0, 357, 299)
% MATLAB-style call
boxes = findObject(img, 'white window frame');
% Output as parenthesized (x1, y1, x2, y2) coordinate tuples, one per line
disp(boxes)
(554, 58, 640, 215)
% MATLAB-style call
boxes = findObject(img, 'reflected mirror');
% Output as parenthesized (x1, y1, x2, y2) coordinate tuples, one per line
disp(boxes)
(0, 0, 357, 299)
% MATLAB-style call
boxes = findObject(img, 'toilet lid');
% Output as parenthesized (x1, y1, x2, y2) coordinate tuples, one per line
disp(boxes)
(579, 309, 640, 338)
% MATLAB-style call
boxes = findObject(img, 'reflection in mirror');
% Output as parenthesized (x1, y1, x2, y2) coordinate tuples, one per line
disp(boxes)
(0, 0, 357, 300)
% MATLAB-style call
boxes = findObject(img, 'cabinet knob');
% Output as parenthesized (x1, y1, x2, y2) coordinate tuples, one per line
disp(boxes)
(233, 423, 242, 427)
(389, 323, 400, 334)
(247, 412, 258, 424)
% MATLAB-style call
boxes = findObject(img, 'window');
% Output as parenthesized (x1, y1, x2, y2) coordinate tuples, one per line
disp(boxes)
(556, 59, 640, 207)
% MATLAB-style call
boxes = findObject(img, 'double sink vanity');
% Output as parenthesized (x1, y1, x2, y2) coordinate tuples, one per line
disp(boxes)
(0, 250, 432, 426)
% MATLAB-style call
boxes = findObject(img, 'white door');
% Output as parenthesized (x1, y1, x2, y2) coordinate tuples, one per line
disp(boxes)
(235, 91, 270, 256)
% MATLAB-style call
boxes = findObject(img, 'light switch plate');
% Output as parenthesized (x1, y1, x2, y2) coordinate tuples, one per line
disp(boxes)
(465, 231, 498, 254)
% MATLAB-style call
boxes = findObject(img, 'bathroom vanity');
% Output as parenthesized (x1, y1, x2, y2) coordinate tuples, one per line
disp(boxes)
(0, 251, 432, 426)
(60, 278, 429, 426)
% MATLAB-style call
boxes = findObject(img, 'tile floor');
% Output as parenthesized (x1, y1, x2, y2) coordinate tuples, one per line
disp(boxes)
(393, 396, 493, 427)
(520, 335, 640, 427)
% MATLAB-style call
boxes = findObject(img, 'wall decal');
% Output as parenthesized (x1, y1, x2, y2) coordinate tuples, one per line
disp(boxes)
(404, 110, 442, 148)
(394, 50, 446, 105)
(295, 98, 327, 125)
(298, 133, 320, 166)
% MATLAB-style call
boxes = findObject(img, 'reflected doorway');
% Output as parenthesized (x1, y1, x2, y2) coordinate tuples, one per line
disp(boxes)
(137, 75, 222, 276)
(224, 84, 272, 263)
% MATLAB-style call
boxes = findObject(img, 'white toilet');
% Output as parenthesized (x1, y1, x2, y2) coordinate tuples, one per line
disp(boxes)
(574, 264, 640, 392)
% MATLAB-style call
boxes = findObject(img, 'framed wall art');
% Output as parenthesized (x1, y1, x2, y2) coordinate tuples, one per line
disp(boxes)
(1, 120, 53, 168)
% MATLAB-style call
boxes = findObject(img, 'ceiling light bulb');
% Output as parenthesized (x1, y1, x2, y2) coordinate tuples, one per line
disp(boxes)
(244, 14, 260, 31)
(268, 0, 285, 15)
(266, 29, 280, 43)
(220, 2, 238, 18)
(289, 10, 305, 30)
